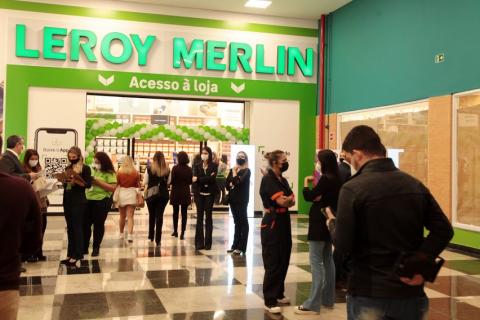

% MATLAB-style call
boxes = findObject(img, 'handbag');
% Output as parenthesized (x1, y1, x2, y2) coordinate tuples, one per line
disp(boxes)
(136, 192, 145, 208)
(145, 185, 160, 202)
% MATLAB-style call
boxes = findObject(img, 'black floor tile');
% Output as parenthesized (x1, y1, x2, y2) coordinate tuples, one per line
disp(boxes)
(52, 290, 166, 319)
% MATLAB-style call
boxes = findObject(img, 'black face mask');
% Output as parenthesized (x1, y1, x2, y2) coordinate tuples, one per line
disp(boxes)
(280, 161, 289, 172)
(69, 158, 79, 164)
(236, 158, 246, 166)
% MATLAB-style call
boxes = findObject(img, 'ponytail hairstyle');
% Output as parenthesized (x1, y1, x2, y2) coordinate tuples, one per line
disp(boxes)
(264, 150, 285, 167)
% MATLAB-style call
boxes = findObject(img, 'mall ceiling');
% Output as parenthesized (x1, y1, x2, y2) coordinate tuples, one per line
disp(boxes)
(120, 0, 351, 20)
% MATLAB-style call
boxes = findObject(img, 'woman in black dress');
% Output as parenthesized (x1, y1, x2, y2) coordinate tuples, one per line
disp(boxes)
(170, 151, 193, 240)
(226, 151, 251, 255)
(60, 146, 92, 268)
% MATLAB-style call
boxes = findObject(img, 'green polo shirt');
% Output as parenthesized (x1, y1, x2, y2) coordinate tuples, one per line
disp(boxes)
(86, 170, 117, 201)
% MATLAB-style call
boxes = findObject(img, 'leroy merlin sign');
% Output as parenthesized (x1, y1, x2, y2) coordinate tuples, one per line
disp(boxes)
(15, 24, 314, 77)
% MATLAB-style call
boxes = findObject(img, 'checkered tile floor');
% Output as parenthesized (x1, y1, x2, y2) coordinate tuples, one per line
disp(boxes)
(17, 208, 480, 319)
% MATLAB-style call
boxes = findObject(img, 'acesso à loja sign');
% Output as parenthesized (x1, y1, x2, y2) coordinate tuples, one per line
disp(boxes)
(15, 24, 314, 77)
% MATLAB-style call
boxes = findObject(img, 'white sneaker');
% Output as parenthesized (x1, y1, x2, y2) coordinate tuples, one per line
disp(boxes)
(233, 249, 243, 255)
(127, 233, 133, 243)
(119, 232, 124, 238)
(277, 296, 290, 304)
(294, 306, 319, 315)
(264, 305, 282, 314)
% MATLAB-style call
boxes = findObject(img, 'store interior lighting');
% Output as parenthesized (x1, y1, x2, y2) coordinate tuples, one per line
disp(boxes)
(245, 0, 272, 9)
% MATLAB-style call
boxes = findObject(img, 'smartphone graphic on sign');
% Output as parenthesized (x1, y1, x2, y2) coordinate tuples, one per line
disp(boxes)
(34, 128, 78, 178)
(34, 128, 78, 207)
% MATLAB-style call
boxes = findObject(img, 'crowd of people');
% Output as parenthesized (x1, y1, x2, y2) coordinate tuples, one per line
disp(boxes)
(0, 124, 455, 320)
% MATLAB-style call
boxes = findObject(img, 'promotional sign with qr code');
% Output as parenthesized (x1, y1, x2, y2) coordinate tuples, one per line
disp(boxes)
(34, 128, 78, 206)
(34, 128, 78, 178)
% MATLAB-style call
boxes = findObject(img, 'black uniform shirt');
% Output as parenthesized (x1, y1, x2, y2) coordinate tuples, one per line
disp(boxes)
(259, 169, 294, 211)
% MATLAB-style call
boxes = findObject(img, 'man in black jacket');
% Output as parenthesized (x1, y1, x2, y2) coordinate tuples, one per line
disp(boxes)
(0, 135, 42, 320)
(328, 125, 453, 320)
(0, 135, 37, 181)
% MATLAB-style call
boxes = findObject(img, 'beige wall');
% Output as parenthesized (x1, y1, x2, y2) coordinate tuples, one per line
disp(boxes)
(322, 95, 453, 220)
(428, 95, 452, 220)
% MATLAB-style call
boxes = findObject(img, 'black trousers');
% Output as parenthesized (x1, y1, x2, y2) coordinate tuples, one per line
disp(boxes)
(36, 214, 47, 257)
(230, 201, 249, 252)
(64, 199, 86, 260)
(84, 198, 112, 251)
(261, 213, 292, 306)
(195, 194, 214, 249)
(147, 197, 169, 244)
(172, 204, 188, 234)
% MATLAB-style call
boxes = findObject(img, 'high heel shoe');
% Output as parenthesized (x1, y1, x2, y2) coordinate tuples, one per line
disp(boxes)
(66, 259, 81, 268)
(60, 258, 71, 265)
(171, 231, 178, 237)
(180, 233, 185, 240)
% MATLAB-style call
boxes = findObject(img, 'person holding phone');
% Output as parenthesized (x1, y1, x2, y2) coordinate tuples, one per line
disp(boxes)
(23, 149, 49, 262)
(169, 151, 193, 240)
(116, 156, 141, 243)
(144, 152, 170, 246)
(84, 152, 117, 257)
(259, 150, 295, 314)
(192, 147, 218, 251)
(226, 151, 251, 255)
(59, 147, 92, 268)
(295, 149, 341, 315)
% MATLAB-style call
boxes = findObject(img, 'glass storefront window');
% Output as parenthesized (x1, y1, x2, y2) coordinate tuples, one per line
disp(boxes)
(454, 92, 480, 230)
(338, 101, 429, 185)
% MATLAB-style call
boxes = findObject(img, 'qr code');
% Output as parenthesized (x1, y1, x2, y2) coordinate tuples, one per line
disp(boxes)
(45, 157, 68, 178)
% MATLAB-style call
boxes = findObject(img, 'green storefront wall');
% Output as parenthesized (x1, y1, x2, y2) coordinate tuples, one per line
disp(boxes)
(4, 65, 317, 214)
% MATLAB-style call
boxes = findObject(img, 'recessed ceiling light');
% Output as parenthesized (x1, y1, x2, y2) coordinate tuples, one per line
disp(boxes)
(245, 0, 272, 9)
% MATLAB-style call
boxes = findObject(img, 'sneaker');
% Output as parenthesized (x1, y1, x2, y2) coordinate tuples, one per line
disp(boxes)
(119, 233, 124, 239)
(294, 305, 319, 315)
(277, 296, 290, 304)
(127, 234, 133, 243)
(233, 249, 243, 255)
(264, 305, 282, 314)
(227, 249, 235, 253)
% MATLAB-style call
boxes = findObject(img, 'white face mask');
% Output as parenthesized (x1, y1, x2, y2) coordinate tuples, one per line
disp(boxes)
(201, 154, 209, 161)
(315, 162, 322, 173)
(29, 160, 38, 168)
(93, 163, 101, 171)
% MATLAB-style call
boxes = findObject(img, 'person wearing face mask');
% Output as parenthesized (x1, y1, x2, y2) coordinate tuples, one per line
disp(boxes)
(259, 150, 295, 314)
(84, 152, 117, 256)
(0, 135, 38, 181)
(192, 147, 218, 250)
(225, 151, 251, 255)
(295, 149, 341, 315)
(327, 126, 453, 320)
(58, 147, 92, 268)
(23, 149, 49, 262)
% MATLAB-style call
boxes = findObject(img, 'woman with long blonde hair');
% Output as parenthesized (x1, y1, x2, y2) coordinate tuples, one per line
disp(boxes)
(59, 146, 92, 268)
(145, 151, 170, 246)
(116, 156, 140, 242)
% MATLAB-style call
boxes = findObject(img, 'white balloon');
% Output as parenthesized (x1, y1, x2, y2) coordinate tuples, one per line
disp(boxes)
(197, 128, 205, 134)
(86, 146, 94, 153)
(158, 132, 165, 139)
(225, 132, 232, 139)
(181, 133, 188, 139)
